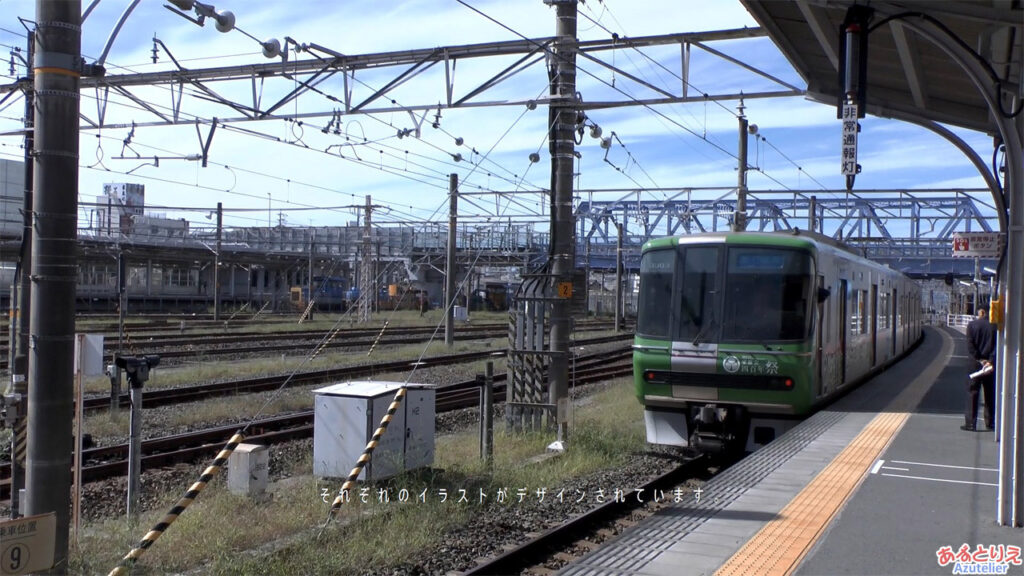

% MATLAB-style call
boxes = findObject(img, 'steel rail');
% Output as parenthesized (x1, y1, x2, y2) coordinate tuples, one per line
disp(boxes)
(461, 455, 708, 575)
(78, 335, 632, 413)
(0, 356, 634, 498)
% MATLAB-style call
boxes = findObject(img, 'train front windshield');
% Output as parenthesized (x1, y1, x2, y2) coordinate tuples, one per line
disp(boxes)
(637, 245, 813, 343)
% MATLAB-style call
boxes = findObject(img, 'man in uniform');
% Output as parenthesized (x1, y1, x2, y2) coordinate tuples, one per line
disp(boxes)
(964, 307, 997, 431)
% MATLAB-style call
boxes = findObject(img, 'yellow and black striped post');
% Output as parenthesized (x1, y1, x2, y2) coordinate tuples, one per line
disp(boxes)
(299, 299, 315, 324)
(107, 433, 244, 576)
(323, 385, 406, 527)
(365, 320, 390, 357)
(312, 327, 341, 360)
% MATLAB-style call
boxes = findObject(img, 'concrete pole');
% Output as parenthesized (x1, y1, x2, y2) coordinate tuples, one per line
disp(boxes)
(808, 195, 817, 233)
(374, 241, 381, 313)
(213, 202, 222, 321)
(480, 361, 494, 467)
(734, 99, 749, 232)
(615, 222, 623, 332)
(546, 0, 577, 446)
(26, 1, 80, 570)
(445, 173, 458, 346)
(308, 228, 314, 321)
(113, 252, 125, 411)
(997, 106, 1023, 527)
(360, 195, 372, 322)
(584, 238, 590, 317)
(126, 377, 143, 520)
(8, 30, 34, 520)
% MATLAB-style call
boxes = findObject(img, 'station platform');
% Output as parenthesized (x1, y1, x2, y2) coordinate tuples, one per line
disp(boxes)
(560, 326, 1023, 576)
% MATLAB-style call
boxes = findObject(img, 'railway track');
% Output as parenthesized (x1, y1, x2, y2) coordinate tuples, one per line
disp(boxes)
(0, 351, 634, 499)
(79, 333, 632, 412)
(0, 321, 620, 368)
(461, 455, 711, 575)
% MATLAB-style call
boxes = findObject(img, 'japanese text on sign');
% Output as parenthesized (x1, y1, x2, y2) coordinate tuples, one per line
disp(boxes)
(0, 513, 55, 576)
(951, 232, 1005, 258)
(841, 103, 858, 176)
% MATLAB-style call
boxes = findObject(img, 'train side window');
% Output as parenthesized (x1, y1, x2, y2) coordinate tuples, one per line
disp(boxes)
(851, 289, 860, 334)
(859, 290, 869, 334)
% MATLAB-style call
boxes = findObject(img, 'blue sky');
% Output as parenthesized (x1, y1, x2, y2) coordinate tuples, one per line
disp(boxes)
(0, 0, 996, 233)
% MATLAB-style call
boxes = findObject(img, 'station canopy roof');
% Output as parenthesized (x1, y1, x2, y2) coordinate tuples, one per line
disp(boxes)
(740, 0, 1022, 135)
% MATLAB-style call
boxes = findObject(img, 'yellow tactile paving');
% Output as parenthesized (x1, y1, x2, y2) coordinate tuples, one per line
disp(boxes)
(715, 329, 953, 576)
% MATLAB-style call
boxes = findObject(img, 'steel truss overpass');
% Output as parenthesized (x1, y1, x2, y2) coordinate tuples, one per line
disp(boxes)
(576, 189, 998, 275)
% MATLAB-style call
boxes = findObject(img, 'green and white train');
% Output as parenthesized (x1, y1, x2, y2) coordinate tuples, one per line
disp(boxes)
(634, 230, 922, 455)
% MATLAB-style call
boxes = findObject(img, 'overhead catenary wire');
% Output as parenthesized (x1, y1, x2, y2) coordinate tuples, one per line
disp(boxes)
(577, 2, 837, 196)
(0, 37, 553, 221)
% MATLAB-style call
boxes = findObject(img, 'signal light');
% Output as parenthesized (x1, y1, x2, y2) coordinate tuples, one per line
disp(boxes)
(784, 378, 794, 388)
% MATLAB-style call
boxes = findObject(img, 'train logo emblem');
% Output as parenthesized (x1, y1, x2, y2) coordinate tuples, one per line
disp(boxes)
(722, 356, 740, 373)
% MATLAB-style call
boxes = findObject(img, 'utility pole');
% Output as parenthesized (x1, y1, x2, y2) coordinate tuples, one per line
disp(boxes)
(615, 222, 623, 332)
(808, 195, 817, 233)
(445, 173, 458, 347)
(26, 1, 80, 571)
(213, 202, 222, 321)
(734, 97, 749, 232)
(360, 195, 372, 322)
(307, 228, 314, 321)
(546, 0, 577, 448)
(7, 30, 34, 520)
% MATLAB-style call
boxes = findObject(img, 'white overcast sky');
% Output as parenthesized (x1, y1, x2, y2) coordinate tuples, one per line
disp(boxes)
(0, 0, 996, 232)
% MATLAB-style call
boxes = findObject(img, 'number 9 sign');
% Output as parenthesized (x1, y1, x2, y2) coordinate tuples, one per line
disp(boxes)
(0, 512, 55, 576)
(1, 544, 27, 575)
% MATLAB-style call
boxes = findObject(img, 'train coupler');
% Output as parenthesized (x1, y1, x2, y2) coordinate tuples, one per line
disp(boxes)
(689, 404, 749, 456)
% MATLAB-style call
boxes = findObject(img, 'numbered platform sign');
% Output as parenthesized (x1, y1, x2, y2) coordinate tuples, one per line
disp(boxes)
(0, 513, 55, 576)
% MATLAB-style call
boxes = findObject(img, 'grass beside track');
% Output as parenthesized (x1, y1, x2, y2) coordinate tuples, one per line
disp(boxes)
(70, 376, 647, 575)
(80, 335, 514, 439)
(82, 332, 512, 397)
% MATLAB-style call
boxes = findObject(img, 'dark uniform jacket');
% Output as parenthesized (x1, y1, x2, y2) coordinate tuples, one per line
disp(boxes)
(967, 316, 997, 363)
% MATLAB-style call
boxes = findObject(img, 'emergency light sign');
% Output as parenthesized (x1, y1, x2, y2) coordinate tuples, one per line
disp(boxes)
(841, 103, 859, 176)
(951, 232, 1004, 258)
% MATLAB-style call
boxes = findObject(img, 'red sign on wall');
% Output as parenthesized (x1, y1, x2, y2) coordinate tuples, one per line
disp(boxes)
(951, 232, 1004, 258)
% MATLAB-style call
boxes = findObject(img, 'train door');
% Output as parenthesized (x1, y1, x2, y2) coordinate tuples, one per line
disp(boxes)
(815, 275, 825, 397)
(891, 288, 898, 357)
(839, 279, 848, 382)
(870, 283, 878, 367)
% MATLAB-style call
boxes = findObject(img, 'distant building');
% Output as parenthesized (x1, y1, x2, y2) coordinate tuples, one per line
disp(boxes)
(92, 183, 144, 237)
